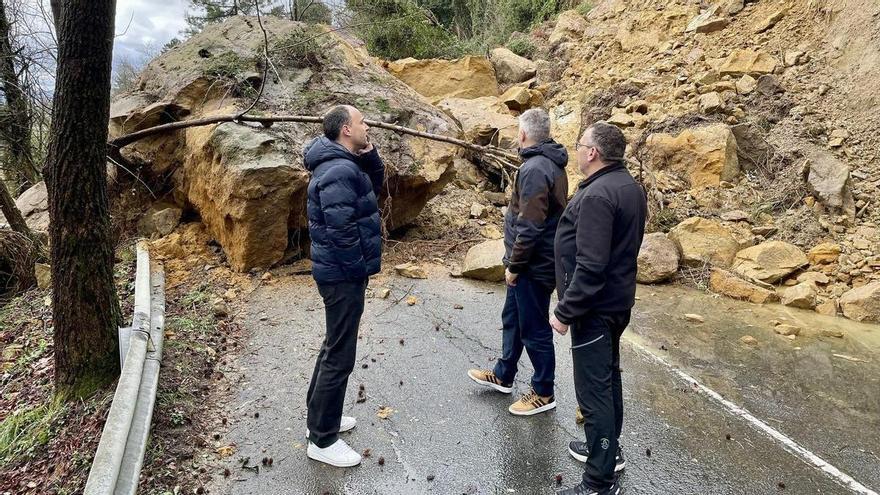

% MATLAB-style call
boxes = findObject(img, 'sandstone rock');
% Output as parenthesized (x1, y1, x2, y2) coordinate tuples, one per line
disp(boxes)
(15, 181, 49, 234)
(112, 19, 459, 271)
(735, 74, 757, 95)
(686, 8, 729, 34)
(805, 151, 856, 219)
(821, 328, 844, 338)
(781, 282, 817, 309)
(797, 271, 830, 285)
(718, 50, 778, 76)
(755, 75, 783, 96)
(453, 158, 485, 186)
(685, 313, 705, 323)
(395, 262, 428, 279)
(643, 124, 739, 190)
(138, 204, 183, 237)
(774, 324, 801, 336)
(716, 0, 745, 15)
(470, 202, 487, 219)
(480, 225, 503, 240)
(815, 299, 838, 316)
(808, 242, 841, 265)
(211, 297, 229, 318)
(740, 335, 758, 346)
(549, 10, 588, 46)
(499, 86, 532, 112)
(35, 263, 51, 290)
(607, 112, 635, 128)
(839, 281, 880, 322)
(668, 217, 740, 267)
(461, 239, 505, 282)
(438, 96, 519, 149)
(720, 210, 749, 222)
(489, 47, 536, 84)
(784, 50, 806, 67)
(637, 233, 680, 284)
(732, 241, 808, 284)
(385, 55, 499, 103)
(709, 268, 777, 304)
(699, 92, 725, 114)
(755, 10, 785, 33)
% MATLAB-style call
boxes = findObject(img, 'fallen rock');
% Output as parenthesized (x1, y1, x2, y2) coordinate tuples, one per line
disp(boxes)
(499, 86, 533, 112)
(755, 9, 785, 33)
(755, 75, 784, 96)
(549, 10, 588, 46)
(709, 268, 777, 304)
(643, 124, 739, 190)
(720, 210, 749, 222)
(821, 328, 844, 338)
(699, 92, 725, 114)
(211, 297, 229, 318)
(637, 233, 680, 284)
(815, 299, 838, 316)
(461, 239, 505, 282)
(773, 324, 801, 336)
(797, 271, 830, 285)
(685, 313, 705, 323)
(718, 49, 778, 76)
(480, 225, 503, 240)
(438, 96, 519, 149)
(784, 50, 806, 67)
(735, 74, 757, 95)
(732, 241, 808, 284)
(607, 112, 635, 128)
(489, 47, 536, 84)
(686, 8, 729, 34)
(35, 262, 51, 290)
(781, 282, 817, 309)
(808, 243, 841, 265)
(138, 204, 183, 237)
(668, 217, 740, 267)
(15, 181, 49, 234)
(804, 151, 856, 219)
(470, 203, 487, 219)
(395, 262, 428, 279)
(385, 55, 499, 103)
(839, 281, 880, 322)
(740, 335, 758, 346)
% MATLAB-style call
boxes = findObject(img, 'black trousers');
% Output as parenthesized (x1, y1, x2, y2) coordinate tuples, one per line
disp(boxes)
(571, 311, 630, 489)
(306, 279, 367, 448)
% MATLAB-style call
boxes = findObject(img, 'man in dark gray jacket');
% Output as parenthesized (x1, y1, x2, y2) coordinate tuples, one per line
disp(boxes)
(468, 108, 569, 416)
(551, 122, 646, 495)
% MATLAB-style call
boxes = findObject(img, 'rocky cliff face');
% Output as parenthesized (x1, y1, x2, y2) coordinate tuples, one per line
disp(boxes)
(110, 17, 460, 271)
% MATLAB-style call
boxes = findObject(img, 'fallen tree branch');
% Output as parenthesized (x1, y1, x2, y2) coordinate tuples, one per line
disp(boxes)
(107, 114, 521, 168)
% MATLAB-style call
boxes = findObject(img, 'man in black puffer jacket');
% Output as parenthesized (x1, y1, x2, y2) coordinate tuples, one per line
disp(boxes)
(551, 122, 647, 495)
(468, 108, 569, 417)
(303, 105, 384, 468)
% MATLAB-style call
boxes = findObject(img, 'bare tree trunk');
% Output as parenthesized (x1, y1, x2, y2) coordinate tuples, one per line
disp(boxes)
(0, 179, 30, 235)
(45, 0, 120, 399)
(49, 0, 61, 28)
(0, 0, 40, 188)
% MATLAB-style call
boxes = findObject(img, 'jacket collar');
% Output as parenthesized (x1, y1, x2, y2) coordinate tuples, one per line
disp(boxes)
(576, 163, 627, 191)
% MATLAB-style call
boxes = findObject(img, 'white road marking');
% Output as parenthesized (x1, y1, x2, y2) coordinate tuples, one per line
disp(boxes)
(627, 338, 879, 495)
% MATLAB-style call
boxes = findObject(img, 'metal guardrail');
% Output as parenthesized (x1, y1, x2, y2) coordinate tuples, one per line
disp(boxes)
(85, 240, 165, 495)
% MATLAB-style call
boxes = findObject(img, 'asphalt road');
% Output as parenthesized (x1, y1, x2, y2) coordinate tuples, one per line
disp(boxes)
(208, 268, 880, 495)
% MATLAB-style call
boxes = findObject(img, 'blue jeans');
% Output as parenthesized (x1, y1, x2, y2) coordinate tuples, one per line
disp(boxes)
(493, 273, 555, 397)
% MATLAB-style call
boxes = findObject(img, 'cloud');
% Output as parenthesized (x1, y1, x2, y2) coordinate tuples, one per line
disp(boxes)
(113, 0, 190, 65)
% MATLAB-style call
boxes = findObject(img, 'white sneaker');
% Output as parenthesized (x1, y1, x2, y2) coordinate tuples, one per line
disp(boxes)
(305, 416, 357, 438)
(307, 438, 362, 467)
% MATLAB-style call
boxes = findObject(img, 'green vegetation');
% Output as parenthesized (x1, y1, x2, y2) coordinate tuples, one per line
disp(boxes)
(0, 400, 64, 466)
(575, 0, 593, 16)
(506, 33, 536, 58)
(273, 27, 326, 69)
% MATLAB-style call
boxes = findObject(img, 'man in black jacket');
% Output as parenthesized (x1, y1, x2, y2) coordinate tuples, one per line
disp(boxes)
(551, 122, 646, 495)
(468, 108, 569, 416)
(303, 105, 384, 468)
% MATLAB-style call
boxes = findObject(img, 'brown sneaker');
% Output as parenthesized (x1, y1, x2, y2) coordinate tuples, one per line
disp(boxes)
(575, 405, 584, 424)
(509, 389, 556, 416)
(467, 369, 513, 394)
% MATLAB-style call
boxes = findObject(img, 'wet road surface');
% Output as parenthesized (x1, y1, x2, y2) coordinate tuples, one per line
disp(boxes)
(209, 268, 880, 495)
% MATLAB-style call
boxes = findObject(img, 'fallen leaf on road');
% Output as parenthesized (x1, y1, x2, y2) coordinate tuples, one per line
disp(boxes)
(216, 445, 236, 458)
(406, 296, 418, 306)
(377, 406, 395, 419)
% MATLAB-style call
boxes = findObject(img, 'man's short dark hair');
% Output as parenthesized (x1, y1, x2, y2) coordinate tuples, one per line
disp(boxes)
(586, 122, 626, 165)
(323, 105, 352, 141)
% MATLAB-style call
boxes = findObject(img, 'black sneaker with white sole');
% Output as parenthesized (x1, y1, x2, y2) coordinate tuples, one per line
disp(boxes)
(568, 441, 626, 473)
(556, 480, 623, 495)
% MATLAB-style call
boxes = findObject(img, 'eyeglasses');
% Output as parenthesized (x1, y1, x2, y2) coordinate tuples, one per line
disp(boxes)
(575, 142, 595, 152)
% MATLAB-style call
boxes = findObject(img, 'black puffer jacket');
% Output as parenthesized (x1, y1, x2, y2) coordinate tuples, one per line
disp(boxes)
(554, 164, 647, 324)
(502, 140, 569, 291)
(305, 137, 384, 285)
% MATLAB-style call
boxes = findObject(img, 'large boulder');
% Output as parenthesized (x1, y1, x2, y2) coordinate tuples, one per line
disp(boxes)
(668, 217, 739, 267)
(385, 56, 499, 103)
(717, 49, 778, 76)
(643, 124, 739, 190)
(637, 233, 679, 283)
(709, 269, 777, 304)
(839, 282, 880, 322)
(781, 282, 818, 309)
(437, 96, 519, 149)
(549, 10, 588, 46)
(489, 47, 536, 84)
(14, 181, 49, 234)
(461, 239, 505, 282)
(732, 241, 808, 284)
(110, 18, 459, 271)
(804, 151, 856, 219)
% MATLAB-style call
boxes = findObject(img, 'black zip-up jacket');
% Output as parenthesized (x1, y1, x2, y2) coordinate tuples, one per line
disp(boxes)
(502, 140, 569, 291)
(554, 163, 647, 325)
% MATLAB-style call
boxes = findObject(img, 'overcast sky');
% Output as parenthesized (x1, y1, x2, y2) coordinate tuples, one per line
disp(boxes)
(114, 0, 190, 64)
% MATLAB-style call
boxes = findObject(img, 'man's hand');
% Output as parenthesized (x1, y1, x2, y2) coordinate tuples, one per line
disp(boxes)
(505, 268, 518, 287)
(357, 141, 374, 155)
(550, 313, 569, 336)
